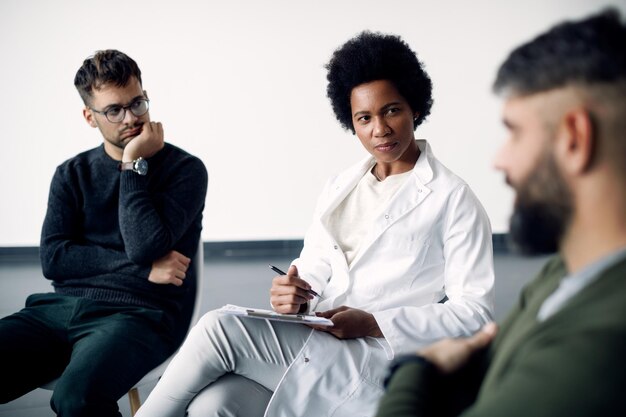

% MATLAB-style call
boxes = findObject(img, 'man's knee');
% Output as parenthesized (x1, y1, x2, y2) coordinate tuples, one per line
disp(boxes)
(50, 385, 87, 417)
(50, 353, 132, 417)
(51, 377, 121, 417)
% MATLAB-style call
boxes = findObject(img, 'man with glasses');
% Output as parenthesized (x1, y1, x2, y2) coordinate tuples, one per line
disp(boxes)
(0, 49, 208, 417)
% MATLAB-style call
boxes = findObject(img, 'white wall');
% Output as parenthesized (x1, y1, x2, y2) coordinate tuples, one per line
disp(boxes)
(0, 0, 623, 246)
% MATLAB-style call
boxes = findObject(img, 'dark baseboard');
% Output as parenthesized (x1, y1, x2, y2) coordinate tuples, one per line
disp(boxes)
(492, 233, 510, 253)
(0, 234, 511, 264)
(203, 240, 304, 259)
(0, 241, 305, 264)
(0, 247, 40, 263)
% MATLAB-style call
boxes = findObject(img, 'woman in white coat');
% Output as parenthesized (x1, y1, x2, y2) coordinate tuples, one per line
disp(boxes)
(137, 31, 494, 417)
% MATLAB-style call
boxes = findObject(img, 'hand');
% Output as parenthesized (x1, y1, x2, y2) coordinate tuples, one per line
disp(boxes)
(269, 265, 314, 314)
(418, 323, 498, 374)
(148, 250, 190, 286)
(310, 306, 383, 339)
(122, 121, 165, 162)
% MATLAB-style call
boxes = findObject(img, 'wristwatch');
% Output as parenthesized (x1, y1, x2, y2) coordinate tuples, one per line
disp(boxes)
(119, 157, 148, 176)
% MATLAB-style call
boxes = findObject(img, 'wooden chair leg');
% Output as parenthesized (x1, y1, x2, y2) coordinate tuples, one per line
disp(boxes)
(128, 387, 141, 416)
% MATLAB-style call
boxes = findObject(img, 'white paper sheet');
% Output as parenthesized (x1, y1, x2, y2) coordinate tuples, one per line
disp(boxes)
(218, 304, 334, 326)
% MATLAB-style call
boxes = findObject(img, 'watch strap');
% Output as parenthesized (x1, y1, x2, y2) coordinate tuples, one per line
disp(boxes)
(118, 157, 148, 175)
(119, 161, 135, 171)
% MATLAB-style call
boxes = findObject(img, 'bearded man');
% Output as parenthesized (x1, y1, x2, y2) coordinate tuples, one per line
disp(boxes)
(375, 9, 626, 417)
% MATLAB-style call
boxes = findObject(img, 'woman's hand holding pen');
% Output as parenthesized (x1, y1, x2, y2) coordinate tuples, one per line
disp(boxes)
(269, 265, 315, 314)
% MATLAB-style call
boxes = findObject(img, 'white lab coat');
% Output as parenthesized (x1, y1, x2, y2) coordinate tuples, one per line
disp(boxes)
(264, 140, 494, 417)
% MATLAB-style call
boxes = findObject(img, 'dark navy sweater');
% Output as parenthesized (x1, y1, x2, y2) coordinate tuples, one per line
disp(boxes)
(40, 143, 208, 335)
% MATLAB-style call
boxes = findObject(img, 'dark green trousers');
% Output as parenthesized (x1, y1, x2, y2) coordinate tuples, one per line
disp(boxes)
(0, 293, 177, 417)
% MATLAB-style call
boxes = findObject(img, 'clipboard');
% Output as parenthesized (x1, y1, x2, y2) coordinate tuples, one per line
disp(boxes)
(218, 304, 334, 326)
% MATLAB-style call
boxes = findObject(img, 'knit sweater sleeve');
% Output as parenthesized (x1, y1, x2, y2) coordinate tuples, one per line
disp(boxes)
(118, 152, 208, 264)
(40, 165, 151, 280)
(377, 257, 626, 417)
(375, 351, 488, 417)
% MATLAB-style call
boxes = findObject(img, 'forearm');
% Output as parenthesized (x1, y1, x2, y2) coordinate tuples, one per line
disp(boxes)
(118, 173, 175, 262)
(40, 238, 150, 280)
(376, 358, 439, 417)
(376, 351, 488, 417)
(374, 299, 493, 354)
(118, 159, 207, 263)
(40, 170, 151, 280)
(291, 228, 333, 311)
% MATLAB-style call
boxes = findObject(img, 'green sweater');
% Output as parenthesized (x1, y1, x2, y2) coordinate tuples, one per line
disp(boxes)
(376, 255, 626, 416)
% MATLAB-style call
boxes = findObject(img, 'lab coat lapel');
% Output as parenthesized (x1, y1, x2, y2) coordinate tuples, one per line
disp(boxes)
(350, 139, 435, 269)
(319, 158, 373, 244)
(317, 140, 435, 270)
(349, 173, 432, 269)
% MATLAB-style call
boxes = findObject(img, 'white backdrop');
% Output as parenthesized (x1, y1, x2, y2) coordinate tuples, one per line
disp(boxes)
(0, 0, 623, 246)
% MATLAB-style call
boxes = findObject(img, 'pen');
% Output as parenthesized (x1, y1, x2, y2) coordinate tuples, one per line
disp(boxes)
(268, 264, 321, 298)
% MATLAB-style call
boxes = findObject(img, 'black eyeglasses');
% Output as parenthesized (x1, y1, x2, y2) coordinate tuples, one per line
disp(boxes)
(90, 98, 150, 123)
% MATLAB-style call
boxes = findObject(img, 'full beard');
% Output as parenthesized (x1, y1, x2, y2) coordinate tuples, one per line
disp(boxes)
(508, 152, 573, 256)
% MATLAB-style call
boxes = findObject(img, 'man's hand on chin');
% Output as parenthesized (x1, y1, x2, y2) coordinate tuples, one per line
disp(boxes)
(122, 121, 165, 162)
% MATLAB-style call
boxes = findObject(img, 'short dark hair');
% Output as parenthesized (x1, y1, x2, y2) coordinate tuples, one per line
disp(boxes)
(325, 31, 433, 133)
(494, 9, 626, 95)
(74, 49, 142, 105)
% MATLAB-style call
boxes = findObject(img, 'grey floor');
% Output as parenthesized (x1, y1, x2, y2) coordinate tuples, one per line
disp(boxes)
(0, 252, 548, 417)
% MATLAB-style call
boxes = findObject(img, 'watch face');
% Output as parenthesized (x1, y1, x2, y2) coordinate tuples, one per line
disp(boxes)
(135, 158, 148, 176)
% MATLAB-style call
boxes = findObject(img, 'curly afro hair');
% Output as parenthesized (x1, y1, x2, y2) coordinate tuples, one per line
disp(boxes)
(325, 31, 433, 133)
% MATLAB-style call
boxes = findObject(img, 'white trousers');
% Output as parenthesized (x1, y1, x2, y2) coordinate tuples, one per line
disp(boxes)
(136, 310, 313, 417)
